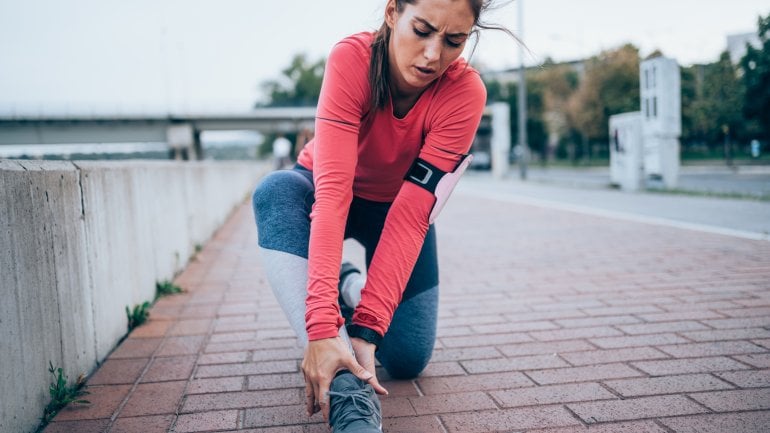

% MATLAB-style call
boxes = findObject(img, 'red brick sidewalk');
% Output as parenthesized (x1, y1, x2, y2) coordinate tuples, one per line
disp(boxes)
(46, 191, 770, 432)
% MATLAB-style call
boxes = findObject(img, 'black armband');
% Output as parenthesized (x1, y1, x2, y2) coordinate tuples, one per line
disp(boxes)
(404, 158, 445, 193)
(346, 324, 383, 347)
(403, 154, 473, 224)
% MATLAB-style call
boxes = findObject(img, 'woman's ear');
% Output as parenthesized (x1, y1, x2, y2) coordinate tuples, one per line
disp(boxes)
(384, 0, 397, 29)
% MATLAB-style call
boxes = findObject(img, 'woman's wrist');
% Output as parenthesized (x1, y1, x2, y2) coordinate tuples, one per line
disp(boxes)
(346, 323, 383, 347)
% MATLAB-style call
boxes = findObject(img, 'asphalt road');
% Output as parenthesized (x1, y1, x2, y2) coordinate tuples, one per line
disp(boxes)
(460, 167, 770, 240)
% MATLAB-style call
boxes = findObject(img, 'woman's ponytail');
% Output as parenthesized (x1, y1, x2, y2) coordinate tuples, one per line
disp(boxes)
(368, 22, 392, 112)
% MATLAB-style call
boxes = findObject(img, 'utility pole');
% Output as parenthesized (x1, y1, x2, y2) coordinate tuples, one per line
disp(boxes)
(517, 0, 529, 180)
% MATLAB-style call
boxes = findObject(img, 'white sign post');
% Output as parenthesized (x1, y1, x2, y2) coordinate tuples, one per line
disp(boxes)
(640, 57, 681, 188)
(490, 102, 511, 179)
(609, 112, 643, 191)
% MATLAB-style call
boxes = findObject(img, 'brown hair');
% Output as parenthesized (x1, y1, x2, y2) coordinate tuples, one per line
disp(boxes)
(368, 0, 516, 111)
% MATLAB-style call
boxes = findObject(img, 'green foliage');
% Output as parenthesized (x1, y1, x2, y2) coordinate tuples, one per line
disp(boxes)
(537, 60, 580, 112)
(156, 280, 183, 299)
(38, 362, 89, 428)
(126, 301, 151, 331)
(484, 71, 549, 158)
(741, 12, 770, 140)
(680, 12, 769, 157)
(680, 65, 701, 144)
(567, 44, 640, 144)
(259, 53, 325, 107)
(484, 79, 506, 102)
(684, 53, 746, 146)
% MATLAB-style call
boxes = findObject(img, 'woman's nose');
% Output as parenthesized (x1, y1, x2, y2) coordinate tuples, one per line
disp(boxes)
(423, 38, 441, 62)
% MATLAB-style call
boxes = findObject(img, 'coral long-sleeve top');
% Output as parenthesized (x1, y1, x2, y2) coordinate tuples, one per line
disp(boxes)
(296, 32, 486, 341)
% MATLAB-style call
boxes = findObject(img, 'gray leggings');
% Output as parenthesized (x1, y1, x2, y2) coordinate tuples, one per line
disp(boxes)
(252, 165, 439, 379)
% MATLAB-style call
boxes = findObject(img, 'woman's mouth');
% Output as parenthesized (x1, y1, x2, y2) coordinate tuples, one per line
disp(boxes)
(414, 66, 435, 77)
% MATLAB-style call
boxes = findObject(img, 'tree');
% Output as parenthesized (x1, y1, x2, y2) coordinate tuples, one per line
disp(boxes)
(484, 71, 548, 162)
(685, 53, 746, 157)
(537, 59, 579, 115)
(532, 60, 579, 162)
(566, 44, 640, 158)
(741, 12, 770, 141)
(680, 64, 704, 148)
(258, 54, 325, 107)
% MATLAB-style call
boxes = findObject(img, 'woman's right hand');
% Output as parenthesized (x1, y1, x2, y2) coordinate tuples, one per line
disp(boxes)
(301, 336, 375, 422)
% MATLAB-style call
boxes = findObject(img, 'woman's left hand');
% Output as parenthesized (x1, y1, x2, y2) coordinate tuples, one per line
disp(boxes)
(350, 337, 389, 395)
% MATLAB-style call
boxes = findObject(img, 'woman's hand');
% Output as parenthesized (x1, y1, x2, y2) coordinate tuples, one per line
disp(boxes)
(350, 337, 388, 395)
(301, 337, 376, 422)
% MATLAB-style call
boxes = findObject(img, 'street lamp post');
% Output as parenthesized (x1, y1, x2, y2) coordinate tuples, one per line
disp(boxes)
(517, 0, 529, 180)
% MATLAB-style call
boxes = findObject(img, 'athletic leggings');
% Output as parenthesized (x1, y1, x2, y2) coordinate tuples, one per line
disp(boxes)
(251, 165, 439, 379)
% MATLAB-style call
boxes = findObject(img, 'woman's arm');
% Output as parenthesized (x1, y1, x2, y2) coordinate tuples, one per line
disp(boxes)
(351, 72, 487, 338)
(301, 36, 388, 422)
(305, 39, 368, 341)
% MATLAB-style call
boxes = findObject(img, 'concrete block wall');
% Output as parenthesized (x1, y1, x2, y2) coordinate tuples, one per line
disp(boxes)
(0, 160, 268, 433)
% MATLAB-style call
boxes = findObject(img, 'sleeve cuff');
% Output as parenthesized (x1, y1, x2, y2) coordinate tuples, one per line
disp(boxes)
(306, 307, 346, 341)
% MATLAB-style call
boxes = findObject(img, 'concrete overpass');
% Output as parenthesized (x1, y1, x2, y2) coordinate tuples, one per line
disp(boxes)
(0, 105, 510, 169)
(0, 107, 317, 159)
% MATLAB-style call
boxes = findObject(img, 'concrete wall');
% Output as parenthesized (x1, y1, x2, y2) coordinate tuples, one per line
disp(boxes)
(0, 160, 268, 433)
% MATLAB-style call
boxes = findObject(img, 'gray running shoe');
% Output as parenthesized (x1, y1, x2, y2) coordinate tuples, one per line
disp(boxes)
(328, 371, 382, 433)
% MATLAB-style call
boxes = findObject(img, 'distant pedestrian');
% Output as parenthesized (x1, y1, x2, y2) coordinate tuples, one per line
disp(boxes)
(252, 1, 515, 431)
(272, 134, 292, 170)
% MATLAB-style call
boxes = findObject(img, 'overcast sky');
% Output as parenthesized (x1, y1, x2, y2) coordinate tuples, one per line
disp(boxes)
(0, 0, 768, 116)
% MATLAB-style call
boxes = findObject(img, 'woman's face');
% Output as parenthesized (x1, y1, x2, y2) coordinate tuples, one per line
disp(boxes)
(386, 0, 475, 98)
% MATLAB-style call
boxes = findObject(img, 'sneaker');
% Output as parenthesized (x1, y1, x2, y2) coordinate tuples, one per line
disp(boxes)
(338, 262, 361, 324)
(328, 371, 382, 433)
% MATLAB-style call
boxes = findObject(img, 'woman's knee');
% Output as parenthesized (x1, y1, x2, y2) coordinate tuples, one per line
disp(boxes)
(252, 169, 312, 215)
(252, 171, 285, 212)
(375, 286, 439, 379)
(377, 339, 434, 379)
(252, 170, 314, 256)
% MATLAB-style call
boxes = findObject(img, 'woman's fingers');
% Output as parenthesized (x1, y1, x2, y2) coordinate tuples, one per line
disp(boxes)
(319, 382, 331, 422)
(365, 374, 389, 396)
(346, 360, 373, 382)
(304, 378, 315, 416)
(302, 336, 389, 421)
(345, 356, 389, 396)
(348, 338, 389, 396)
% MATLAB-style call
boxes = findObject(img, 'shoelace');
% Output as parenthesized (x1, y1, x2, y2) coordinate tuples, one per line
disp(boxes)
(328, 387, 382, 429)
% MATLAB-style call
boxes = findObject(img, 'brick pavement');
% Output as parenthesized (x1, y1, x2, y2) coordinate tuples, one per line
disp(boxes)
(46, 189, 770, 432)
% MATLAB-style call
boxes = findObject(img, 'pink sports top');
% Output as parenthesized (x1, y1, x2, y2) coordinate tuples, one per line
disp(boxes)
(296, 32, 486, 341)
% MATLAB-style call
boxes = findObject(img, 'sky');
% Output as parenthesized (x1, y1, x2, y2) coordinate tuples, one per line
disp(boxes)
(0, 0, 768, 116)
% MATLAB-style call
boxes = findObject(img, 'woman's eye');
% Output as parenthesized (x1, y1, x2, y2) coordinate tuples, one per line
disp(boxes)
(446, 39, 462, 48)
(413, 28, 430, 37)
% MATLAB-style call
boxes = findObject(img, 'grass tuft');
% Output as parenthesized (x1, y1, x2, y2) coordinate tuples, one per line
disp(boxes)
(125, 301, 151, 331)
(37, 362, 89, 430)
(156, 280, 183, 299)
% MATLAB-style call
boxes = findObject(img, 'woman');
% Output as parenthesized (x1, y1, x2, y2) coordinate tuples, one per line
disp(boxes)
(253, 0, 507, 431)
